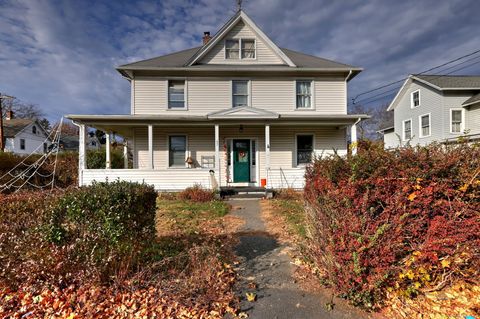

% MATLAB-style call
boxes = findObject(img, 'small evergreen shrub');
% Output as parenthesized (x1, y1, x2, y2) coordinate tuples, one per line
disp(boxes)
(304, 141, 480, 309)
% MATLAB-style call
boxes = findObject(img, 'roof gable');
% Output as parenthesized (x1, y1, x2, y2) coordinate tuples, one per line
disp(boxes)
(3, 119, 34, 137)
(186, 10, 295, 67)
(207, 106, 279, 119)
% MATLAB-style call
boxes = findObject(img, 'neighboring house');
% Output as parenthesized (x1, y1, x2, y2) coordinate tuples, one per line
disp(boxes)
(3, 111, 51, 155)
(67, 10, 367, 190)
(59, 133, 101, 152)
(381, 75, 480, 148)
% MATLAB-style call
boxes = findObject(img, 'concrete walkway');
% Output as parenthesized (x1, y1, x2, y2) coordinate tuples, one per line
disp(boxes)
(229, 199, 371, 319)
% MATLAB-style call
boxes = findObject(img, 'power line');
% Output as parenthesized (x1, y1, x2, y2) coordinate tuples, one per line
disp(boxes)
(351, 54, 480, 107)
(351, 48, 480, 105)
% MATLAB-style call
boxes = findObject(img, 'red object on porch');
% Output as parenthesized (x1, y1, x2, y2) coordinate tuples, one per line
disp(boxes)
(261, 178, 267, 187)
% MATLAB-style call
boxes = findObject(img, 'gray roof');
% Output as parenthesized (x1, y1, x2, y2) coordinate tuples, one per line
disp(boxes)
(117, 47, 359, 71)
(463, 92, 480, 106)
(2, 118, 34, 137)
(414, 75, 480, 89)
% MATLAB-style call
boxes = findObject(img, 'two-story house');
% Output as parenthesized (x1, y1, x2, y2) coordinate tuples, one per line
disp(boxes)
(381, 75, 480, 148)
(67, 10, 367, 190)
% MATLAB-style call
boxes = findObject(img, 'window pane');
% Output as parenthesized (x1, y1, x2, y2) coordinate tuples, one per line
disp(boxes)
(421, 115, 429, 127)
(404, 120, 411, 139)
(233, 81, 248, 94)
(226, 40, 239, 59)
(233, 95, 248, 107)
(413, 91, 420, 107)
(297, 135, 313, 165)
(452, 110, 462, 122)
(296, 81, 312, 108)
(169, 136, 186, 167)
(168, 80, 185, 108)
(241, 40, 255, 58)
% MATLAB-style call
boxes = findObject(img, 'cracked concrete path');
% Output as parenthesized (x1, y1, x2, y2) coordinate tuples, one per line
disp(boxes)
(229, 199, 372, 319)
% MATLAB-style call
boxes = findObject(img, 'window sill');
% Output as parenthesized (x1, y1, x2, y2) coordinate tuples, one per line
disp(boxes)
(294, 108, 316, 111)
(166, 107, 188, 111)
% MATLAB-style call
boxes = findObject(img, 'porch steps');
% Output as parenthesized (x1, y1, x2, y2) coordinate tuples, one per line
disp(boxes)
(220, 186, 273, 199)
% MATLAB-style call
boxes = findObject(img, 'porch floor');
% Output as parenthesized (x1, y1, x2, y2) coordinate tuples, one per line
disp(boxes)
(220, 186, 273, 199)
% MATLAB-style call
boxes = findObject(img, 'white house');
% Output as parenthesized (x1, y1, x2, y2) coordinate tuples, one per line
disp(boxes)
(3, 111, 51, 155)
(67, 9, 367, 190)
(381, 75, 480, 148)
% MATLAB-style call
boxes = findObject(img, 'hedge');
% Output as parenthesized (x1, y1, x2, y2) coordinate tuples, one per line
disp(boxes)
(304, 141, 480, 309)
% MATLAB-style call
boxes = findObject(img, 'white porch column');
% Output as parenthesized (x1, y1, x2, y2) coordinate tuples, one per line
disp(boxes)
(148, 125, 154, 169)
(123, 140, 128, 169)
(265, 124, 270, 188)
(105, 132, 111, 169)
(351, 122, 358, 155)
(78, 124, 86, 186)
(214, 124, 221, 188)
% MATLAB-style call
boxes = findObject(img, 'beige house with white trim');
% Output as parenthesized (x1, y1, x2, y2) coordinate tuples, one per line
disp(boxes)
(67, 9, 367, 190)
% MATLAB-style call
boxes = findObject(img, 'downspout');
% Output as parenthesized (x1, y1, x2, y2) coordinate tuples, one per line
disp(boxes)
(350, 117, 362, 156)
(345, 70, 353, 82)
(72, 120, 84, 186)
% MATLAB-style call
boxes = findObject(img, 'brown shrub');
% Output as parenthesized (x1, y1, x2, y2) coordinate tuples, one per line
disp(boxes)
(178, 184, 216, 202)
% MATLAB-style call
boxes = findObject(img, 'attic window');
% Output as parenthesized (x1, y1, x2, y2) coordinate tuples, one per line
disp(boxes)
(32, 126, 37, 134)
(225, 39, 256, 60)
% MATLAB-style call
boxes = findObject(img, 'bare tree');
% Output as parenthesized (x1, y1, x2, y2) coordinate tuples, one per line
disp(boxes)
(52, 121, 79, 136)
(1, 95, 52, 132)
(350, 103, 394, 140)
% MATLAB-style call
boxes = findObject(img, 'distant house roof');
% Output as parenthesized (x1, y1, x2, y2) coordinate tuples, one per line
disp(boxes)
(59, 135, 79, 151)
(414, 75, 480, 90)
(117, 47, 359, 72)
(377, 118, 395, 133)
(463, 92, 480, 107)
(3, 118, 35, 137)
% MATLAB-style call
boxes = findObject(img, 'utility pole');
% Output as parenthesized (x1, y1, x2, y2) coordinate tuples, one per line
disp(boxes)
(0, 93, 14, 152)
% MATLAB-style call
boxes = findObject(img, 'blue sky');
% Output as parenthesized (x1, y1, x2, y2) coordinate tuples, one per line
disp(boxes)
(1, 0, 480, 122)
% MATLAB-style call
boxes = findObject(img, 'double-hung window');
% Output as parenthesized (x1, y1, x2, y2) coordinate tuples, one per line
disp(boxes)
(296, 81, 313, 109)
(296, 135, 314, 166)
(419, 114, 430, 137)
(226, 39, 256, 59)
(225, 40, 240, 59)
(450, 109, 463, 133)
(168, 135, 187, 167)
(232, 80, 249, 107)
(168, 80, 185, 109)
(403, 119, 412, 140)
(411, 90, 420, 108)
(20, 139, 25, 150)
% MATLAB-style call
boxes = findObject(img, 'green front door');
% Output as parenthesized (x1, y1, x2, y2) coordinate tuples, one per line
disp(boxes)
(233, 139, 250, 183)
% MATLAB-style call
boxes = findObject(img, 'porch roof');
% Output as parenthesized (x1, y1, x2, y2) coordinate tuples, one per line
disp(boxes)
(66, 113, 369, 138)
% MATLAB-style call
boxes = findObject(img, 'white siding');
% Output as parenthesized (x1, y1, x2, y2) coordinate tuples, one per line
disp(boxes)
(4, 123, 50, 155)
(82, 169, 212, 191)
(133, 77, 347, 116)
(128, 124, 346, 189)
(199, 20, 285, 65)
(133, 77, 167, 114)
(393, 81, 443, 146)
(466, 104, 480, 135)
(443, 92, 473, 138)
(383, 131, 398, 149)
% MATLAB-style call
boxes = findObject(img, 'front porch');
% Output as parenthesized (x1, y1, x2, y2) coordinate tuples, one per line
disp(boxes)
(68, 114, 366, 190)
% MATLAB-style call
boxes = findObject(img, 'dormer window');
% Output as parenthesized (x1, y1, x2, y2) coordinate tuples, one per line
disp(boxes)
(225, 39, 256, 60)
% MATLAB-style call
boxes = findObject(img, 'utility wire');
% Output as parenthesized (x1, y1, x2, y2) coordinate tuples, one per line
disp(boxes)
(351, 49, 480, 105)
(351, 54, 480, 107)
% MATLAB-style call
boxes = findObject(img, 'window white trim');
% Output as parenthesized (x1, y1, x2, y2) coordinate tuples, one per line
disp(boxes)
(402, 118, 412, 141)
(224, 38, 257, 60)
(449, 108, 465, 134)
(294, 133, 315, 167)
(231, 79, 252, 107)
(166, 79, 188, 110)
(411, 89, 420, 108)
(294, 80, 315, 110)
(167, 134, 189, 168)
(418, 113, 431, 138)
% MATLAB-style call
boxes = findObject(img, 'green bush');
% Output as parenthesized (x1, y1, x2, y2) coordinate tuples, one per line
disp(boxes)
(45, 181, 157, 281)
(87, 148, 125, 169)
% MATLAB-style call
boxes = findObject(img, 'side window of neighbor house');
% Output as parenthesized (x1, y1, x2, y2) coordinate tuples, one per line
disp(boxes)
(168, 135, 186, 167)
(411, 90, 420, 108)
(20, 139, 26, 150)
(32, 126, 37, 134)
(419, 114, 430, 137)
(451, 109, 463, 133)
(43, 143, 47, 153)
(296, 81, 313, 109)
(296, 135, 314, 166)
(232, 80, 249, 107)
(168, 80, 185, 109)
(403, 119, 412, 140)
